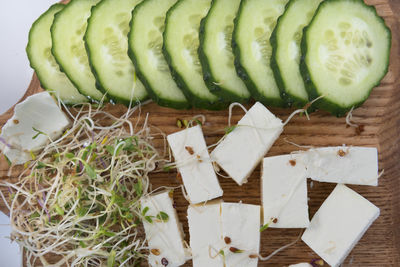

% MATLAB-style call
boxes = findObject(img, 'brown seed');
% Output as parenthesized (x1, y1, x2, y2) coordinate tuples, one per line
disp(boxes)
(176, 119, 183, 128)
(176, 172, 183, 183)
(249, 254, 258, 259)
(311, 259, 325, 266)
(185, 146, 194, 155)
(289, 159, 296, 166)
(151, 248, 161, 256)
(355, 125, 365, 135)
(64, 168, 76, 176)
(224, 236, 231, 244)
(229, 247, 243, 253)
(13, 119, 19, 124)
(272, 218, 278, 224)
(337, 149, 347, 157)
(161, 257, 169, 266)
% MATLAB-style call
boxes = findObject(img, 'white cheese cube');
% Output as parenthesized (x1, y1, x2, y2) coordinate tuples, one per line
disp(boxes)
(305, 146, 379, 186)
(211, 102, 283, 185)
(187, 201, 224, 267)
(141, 191, 188, 267)
(302, 184, 380, 267)
(289, 263, 312, 267)
(0, 92, 70, 164)
(167, 125, 223, 204)
(221, 203, 260, 267)
(262, 154, 310, 228)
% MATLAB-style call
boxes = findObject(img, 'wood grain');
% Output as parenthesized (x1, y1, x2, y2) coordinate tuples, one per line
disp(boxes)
(1, 0, 399, 266)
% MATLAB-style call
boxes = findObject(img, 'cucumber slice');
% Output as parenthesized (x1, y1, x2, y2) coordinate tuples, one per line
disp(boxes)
(163, 0, 226, 110)
(233, 0, 289, 107)
(26, 4, 87, 104)
(301, 0, 391, 116)
(128, 0, 190, 109)
(270, 0, 322, 107)
(85, 0, 148, 105)
(51, 0, 104, 102)
(199, 0, 250, 102)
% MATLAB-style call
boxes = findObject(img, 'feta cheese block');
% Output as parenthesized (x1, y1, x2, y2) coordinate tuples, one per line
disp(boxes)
(289, 263, 312, 267)
(187, 201, 224, 267)
(211, 102, 283, 185)
(262, 154, 310, 228)
(167, 125, 223, 204)
(221, 203, 261, 267)
(187, 202, 261, 267)
(302, 184, 380, 267)
(305, 146, 379, 186)
(141, 191, 188, 267)
(0, 92, 70, 164)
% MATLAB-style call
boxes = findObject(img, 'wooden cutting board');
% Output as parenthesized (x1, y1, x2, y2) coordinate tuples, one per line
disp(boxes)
(1, 0, 399, 266)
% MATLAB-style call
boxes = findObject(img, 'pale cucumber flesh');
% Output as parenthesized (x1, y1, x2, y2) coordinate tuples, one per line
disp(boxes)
(272, 0, 322, 106)
(234, 0, 289, 107)
(129, 0, 189, 109)
(164, 0, 225, 109)
(303, 0, 391, 114)
(27, 4, 87, 104)
(85, 0, 147, 105)
(51, 0, 104, 102)
(200, 0, 250, 101)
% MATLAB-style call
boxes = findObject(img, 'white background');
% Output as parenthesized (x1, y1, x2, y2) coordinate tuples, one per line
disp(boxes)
(0, 2, 57, 265)
(0, 212, 22, 266)
(0, 1, 58, 115)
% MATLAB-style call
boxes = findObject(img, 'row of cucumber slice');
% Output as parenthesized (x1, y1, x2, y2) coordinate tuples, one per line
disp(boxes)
(27, 0, 391, 116)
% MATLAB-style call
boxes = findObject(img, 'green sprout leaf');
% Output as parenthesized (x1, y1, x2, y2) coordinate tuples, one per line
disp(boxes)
(84, 163, 97, 179)
(65, 153, 74, 159)
(32, 127, 46, 140)
(141, 206, 149, 216)
(121, 185, 127, 192)
(194, 119, 203, 126)
(107, 250, 116, 267)
(105, 145, 115, 155)
(30, 150, 36, 160)
(144, 216, 153, 223)
(3, 155, 11, 166)
(54, 204, 64, 216)
(30, 211, 40, 220)
(122, 137, 135, 151)
(36, 161, 46, 169)
(260, 223, 270, 232)
(111, 191, 126, 207)
(163, 165, 173, 172)
(176, 119, 183, 128)
(134, 180, 142, 197)
(103, 230, 116, 237)
(79, 241, 86, 248)
(77, 206, 88, 217)
(156, 211, 169, 222)
(225, 125, 237, 135)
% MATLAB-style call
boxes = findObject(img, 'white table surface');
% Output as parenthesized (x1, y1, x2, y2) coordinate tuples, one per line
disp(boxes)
(0, 2, 58, 265)
(0, 211, 22, 267)
(0, 1, 58, 115)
